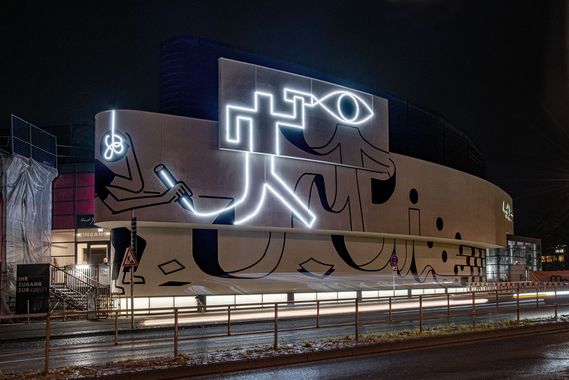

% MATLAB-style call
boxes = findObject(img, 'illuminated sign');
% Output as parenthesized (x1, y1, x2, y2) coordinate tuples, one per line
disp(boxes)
(502, 201, 513, 222)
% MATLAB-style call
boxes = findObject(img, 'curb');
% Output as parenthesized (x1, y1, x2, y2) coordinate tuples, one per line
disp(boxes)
(86, 321, 569, 379)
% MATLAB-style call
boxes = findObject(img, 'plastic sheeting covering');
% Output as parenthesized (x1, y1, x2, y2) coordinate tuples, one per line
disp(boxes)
(0, 154, 57, 314)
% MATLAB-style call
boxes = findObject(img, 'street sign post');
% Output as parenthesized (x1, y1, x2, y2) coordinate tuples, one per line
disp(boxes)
(127, 211, 138, 329)
(390, 255, 398, 296)
(122, 245, 138, 329)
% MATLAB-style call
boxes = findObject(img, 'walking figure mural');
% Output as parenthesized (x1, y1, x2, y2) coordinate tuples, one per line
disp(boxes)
(95, 59, 512, 296)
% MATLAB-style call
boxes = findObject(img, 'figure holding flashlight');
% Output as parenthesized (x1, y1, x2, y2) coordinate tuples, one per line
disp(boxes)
(96, 111, 192, 214)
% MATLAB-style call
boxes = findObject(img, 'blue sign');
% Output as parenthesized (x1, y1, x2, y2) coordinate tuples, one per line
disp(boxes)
(390, 255, 399, 267)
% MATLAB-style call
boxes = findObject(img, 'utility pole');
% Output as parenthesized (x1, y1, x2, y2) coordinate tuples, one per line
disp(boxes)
(130, 210, 137, 330)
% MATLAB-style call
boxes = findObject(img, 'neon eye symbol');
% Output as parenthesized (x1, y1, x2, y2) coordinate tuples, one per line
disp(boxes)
(317, 90, 374, 125)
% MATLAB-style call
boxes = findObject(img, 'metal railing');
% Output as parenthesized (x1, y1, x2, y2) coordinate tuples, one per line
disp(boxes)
(49, 264, 111, 312)
(2, 283, 569, 375)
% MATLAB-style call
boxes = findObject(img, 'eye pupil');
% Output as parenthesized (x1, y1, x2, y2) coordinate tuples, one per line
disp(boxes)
(336, 93, 360, 122)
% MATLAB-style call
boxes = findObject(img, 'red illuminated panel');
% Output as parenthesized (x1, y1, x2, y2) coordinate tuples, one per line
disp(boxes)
(53, 174, 75, 188)
(76, 200, 94, 215)
(76, 186, 94, 201)
(53, 215, 75, 229)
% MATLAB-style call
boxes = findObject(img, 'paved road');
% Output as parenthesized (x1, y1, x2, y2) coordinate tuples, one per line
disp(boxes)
(0, 296, 563, 374)
(199, 329, 569, 380)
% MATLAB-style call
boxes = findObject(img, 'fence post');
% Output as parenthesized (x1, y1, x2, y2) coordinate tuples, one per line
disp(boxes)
(516, 284, 520, 324)
(44, 312, 51, 375)
(355, 299, 359, 342)
(316, 300, 320, 328)
(174, 308, 179, 358)
(555, 289, 558, 321)
(274, 303, 279, 350)
(495, 289, 499, 312)
(389, 297, 392, 322)
(114, 310, 119, 345)
(227, 306, 231, 336)
(63, 299, 66, 322)
(471, 291, 476, 328)
(419, 295, 423, 334)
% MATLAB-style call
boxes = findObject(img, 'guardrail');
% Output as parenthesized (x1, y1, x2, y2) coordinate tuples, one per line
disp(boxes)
(2, 283, 569, 375)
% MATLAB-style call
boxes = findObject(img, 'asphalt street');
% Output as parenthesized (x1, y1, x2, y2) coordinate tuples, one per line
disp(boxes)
(198, 328, 569, 380)
(0, 296, 563, 374)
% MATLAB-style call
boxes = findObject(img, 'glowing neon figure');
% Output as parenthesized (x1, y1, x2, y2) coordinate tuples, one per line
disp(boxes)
(102, 110, 126, 161)
(101, 87, 377, 229)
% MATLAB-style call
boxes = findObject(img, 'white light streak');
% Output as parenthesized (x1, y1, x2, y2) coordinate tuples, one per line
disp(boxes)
(140, 296, 489, 327)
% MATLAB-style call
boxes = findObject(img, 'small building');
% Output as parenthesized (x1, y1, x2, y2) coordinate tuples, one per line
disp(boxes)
(486, 235, 541, 282)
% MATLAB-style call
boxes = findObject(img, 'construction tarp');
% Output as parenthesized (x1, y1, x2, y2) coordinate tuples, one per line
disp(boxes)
(0, 154, 57, 315)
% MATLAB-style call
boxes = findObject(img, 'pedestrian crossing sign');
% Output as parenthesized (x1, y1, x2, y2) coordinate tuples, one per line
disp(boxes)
(122, 247, 138, 267)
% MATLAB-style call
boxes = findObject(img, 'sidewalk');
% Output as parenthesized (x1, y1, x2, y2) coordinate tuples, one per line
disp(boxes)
(0, 296, 473, 343)
(0, 317, 137, 343)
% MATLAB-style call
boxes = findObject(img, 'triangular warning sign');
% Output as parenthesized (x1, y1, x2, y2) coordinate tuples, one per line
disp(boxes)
(122, 247, 138, 267)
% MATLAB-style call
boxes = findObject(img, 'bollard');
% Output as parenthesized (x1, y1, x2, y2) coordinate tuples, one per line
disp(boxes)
(174, 308, 179, 358)
(27, 300, 30, 325)
(316, 300, 320, 328)
(447, 292, 450, 317)
(227, 306, 231, 336)
(419, 295, 423, 334)
(388, 297, 392, 322)
(274, 303, 279, 350)
(114, 310, 119, 345)
(44, 312, 51, 375)
(555, 290, 558, 321)
(63, 299, 66, 322)
(495, 289, 499, 312)
(516, 284, 520, 324)
(536, 285, 539, 309)
(355, 299, 359, 343)
(471, 292, 476, 328)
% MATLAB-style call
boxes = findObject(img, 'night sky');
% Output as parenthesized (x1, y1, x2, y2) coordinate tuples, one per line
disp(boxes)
(3, 1, 566, 247)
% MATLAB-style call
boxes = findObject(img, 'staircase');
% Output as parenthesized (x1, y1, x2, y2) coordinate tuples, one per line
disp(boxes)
(49, 264, 111, 315)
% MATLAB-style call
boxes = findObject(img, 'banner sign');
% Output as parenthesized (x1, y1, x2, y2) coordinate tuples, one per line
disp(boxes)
(16, 264, 50, 314)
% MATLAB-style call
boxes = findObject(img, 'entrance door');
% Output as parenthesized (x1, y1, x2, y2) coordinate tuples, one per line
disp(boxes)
(77, 242, 110, 265)
(88, 243, 109, 264)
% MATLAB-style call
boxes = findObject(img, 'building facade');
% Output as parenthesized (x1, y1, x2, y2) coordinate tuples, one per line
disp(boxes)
(486, 235, 541, 282)
(95, 59, 513, 297)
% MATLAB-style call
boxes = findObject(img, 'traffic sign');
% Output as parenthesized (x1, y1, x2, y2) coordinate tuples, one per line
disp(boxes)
(390, 254, 399, 267)
(122, 247, 138, 267)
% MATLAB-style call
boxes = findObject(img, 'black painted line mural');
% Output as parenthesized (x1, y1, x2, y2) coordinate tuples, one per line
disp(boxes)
(298, 258, 335, 278)
(192, 229, 286, 279)
(158, 259, 186, 275)
(159, 281, 192, 287)
(94, 60, 513, 295)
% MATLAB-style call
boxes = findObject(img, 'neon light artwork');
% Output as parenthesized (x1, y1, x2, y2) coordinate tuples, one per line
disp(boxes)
(154, 153, 251, 218)
(154, 164, 195, 211)
(502, 201, 513, 222)
(102, 86, 374, 228)
(101, 110, 126, 161)
(225, 88, 374, 154)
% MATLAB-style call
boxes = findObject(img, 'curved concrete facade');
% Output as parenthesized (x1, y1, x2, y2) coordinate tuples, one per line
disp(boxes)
(95, 60, 512, 296)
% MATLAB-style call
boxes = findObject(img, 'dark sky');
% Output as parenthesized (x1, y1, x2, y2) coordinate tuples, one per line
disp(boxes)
(3, 1, 566, 247)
